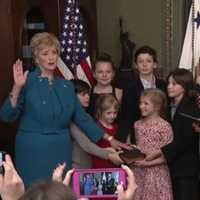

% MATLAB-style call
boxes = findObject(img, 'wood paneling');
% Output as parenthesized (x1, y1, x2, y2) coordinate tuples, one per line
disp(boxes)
(0, 0, 97, 157)
(0, 0, 65, 156)
(0, 0, 16, 155)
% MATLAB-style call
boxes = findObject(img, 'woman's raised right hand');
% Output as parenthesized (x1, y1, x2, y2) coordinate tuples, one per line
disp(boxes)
(13, 59, 29, 89)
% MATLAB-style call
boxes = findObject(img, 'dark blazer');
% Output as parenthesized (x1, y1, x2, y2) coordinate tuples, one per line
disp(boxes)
(116, 75, 166, 142)
(162, 97, 199, 178)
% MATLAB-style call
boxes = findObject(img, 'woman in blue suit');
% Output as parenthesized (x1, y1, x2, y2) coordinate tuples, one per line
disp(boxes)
(0, 32, 122, 187)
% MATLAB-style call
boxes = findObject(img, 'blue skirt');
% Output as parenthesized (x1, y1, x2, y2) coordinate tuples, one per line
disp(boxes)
(15, 130, 72, 187)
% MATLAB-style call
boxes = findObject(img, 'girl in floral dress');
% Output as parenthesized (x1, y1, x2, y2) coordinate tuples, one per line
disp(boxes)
(132, 88, 173, 200)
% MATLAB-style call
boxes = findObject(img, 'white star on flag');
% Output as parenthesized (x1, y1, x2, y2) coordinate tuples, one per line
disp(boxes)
(57, 0, 96, 86)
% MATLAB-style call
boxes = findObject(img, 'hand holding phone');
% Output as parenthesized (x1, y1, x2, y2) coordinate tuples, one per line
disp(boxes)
(0, 153, 25, 200)
(117, 165, 137, 200)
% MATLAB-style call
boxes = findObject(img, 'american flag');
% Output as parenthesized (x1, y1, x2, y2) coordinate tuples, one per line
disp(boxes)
(57, 0, 95, 86)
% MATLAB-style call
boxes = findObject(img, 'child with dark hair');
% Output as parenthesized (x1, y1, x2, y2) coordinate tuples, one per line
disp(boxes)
(71, 79, 91, 94)
(88, 53, 123, 117)
(146, 68, 199, 200)
(117, 45, 166, 143)
(70, 79, 122, 168)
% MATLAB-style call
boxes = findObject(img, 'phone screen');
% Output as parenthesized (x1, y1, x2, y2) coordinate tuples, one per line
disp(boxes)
(79, 171, 119, 196)
(73, 168, 126, 198)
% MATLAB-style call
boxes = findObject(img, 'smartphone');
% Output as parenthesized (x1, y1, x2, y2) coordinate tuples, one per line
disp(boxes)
(72, 168, 126, 198)
(0, 151, 6, 174)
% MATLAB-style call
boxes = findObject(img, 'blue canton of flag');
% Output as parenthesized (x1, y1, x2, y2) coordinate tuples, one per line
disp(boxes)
(59, 0, 95, 85)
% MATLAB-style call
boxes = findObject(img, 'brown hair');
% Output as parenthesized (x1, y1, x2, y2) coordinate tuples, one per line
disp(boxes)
(141, 88, 167, 118)
(93, 52, 115, 72)
(19, 181, 76, 200)
(134, 45, 157, 63)
(70, 79, 90, 94)
(167, 68, 194, 96)
(30, 32, 61, 63)
(95, 94, 120, 120)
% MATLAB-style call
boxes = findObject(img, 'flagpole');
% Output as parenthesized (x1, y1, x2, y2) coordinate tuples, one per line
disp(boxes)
(192, 0, 195, 74)
(57, 0, 61, 35)
(72, 0, 77, 78)
(195, 57, 200, 84)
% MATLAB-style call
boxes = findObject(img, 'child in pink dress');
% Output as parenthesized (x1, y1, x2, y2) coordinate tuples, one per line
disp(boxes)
(132, 88, 173, 200)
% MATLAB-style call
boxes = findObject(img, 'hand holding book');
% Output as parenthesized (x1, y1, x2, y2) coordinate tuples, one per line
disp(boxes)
(119, 146, 146, 165)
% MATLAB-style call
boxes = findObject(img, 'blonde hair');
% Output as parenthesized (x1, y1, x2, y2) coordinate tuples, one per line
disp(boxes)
(95, 94, 120, 120)
(30, 32, 61, 63)
(141, 89, 167, 118)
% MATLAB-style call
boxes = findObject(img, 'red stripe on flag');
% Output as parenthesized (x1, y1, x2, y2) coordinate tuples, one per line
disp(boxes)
(54, 67, 64, 78)
(80, 59, 96, 86)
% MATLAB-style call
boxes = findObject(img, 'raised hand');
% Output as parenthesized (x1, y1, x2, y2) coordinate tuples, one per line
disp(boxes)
(117, 165, 137, 200)
(52, 163, 74, 187)
(52, 163, 66, 182)
(0, 154, 25, 200)
(13, 59, 29, 89)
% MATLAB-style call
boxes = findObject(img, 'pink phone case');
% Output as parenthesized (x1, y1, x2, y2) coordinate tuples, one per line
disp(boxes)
(73, 168, 126, 198)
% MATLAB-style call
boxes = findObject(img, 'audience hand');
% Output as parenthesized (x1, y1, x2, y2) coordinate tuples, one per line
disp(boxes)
(117, 164, 137, 200)
(192, 122, 200, 133)
(52, 164, 88, 200)
(0, 154, 25, 200)
(52, 163, 74, 186)
(52, 163, 66, 183)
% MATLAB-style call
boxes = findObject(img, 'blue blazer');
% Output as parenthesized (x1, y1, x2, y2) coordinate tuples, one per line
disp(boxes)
(0, 67, 103, 187)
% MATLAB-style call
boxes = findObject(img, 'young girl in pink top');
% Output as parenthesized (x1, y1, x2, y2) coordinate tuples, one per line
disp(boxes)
(132, 88, 173, 200)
